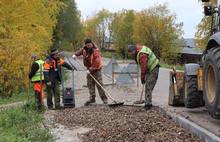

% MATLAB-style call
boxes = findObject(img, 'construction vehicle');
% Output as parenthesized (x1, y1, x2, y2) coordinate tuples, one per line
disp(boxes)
(169, 0, 220, 119)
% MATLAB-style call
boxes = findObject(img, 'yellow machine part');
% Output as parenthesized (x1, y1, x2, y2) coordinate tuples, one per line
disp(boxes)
(197, 67, 203, 91)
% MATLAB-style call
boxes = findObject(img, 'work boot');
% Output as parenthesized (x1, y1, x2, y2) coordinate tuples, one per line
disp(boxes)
(84, 98, 96, 106)
(47, 106, 53, 110)
(144, 103, 152, 110)
(103, 99, 108, 104)
(55, 106, 64, 110)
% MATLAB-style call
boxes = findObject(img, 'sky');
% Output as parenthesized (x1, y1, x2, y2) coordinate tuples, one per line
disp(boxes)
(75, 0, 203, 38)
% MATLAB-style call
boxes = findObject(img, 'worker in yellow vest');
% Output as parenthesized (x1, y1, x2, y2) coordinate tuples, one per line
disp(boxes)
(128, 44, 160, 110)
(29, 54, 45, 111)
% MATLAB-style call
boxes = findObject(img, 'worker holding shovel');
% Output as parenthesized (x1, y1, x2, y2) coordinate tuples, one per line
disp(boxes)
(128, 44, 160, 110)
(28, 54, 45, 111)
(72, 38, 108, 106)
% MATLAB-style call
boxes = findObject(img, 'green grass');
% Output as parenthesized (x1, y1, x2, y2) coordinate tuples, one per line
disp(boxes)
(0, 102, 53, 142)
(0, 91, 34, 105)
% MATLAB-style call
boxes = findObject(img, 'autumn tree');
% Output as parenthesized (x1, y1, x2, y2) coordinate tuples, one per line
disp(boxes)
(83, 9, 112, 48)
(53, 0, 83, 51)
(195, 0, 217, 49)
(133, 4, 183, 62)
(0, 0, 62, 96)
(110, 10, 135, 59)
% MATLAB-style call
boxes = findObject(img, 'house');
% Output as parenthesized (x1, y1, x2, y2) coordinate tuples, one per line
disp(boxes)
(179, 38, 203, 64)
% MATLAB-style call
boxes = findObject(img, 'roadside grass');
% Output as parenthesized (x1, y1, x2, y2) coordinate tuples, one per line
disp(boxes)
(0, 101, 53, 142)
(0, 91, 34, 105)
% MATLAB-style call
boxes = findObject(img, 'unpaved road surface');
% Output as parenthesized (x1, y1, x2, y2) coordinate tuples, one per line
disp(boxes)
(53, 106, 202, 142)
(43, 55, 212, 141)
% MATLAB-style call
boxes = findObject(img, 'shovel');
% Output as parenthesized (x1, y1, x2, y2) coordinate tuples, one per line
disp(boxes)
(133, 84, 145, 104)
(74, 58, 124, 107)
(88, 72, 124, 107)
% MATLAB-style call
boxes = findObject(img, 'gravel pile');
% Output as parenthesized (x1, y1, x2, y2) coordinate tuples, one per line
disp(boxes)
(54, 106, 203, 142)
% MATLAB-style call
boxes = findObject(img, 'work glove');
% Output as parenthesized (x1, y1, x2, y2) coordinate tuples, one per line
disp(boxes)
(72, 54, 76, 60)
(141, 79, 146, 84)
(86, 70, 90, 74)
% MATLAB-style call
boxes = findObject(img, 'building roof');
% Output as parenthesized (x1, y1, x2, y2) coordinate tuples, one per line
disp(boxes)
(180, 38, 202, 55)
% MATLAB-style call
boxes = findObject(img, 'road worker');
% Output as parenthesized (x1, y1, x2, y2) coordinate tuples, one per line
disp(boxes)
(72, 38, 108, 106)
(28, 54, 45, 111)
(44, 47, 74, 109)
(128, 44, 160, 110)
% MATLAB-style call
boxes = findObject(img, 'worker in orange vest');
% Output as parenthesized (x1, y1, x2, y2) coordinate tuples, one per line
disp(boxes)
(28, 54, 45, 111)
(72, 38, 108, 106)
(44, 47, 74, 109)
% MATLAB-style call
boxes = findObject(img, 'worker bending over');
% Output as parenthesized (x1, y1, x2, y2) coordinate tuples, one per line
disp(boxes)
(128, 44, 160, 110)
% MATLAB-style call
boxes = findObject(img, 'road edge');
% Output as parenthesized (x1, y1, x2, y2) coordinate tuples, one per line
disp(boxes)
(157, 106, 220, 142)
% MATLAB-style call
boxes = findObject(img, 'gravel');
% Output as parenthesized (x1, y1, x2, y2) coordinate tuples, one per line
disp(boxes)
(53, 106, 203, 142)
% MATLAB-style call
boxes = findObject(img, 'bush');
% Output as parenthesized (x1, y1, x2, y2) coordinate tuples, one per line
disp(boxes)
(0, 102, 52, 142)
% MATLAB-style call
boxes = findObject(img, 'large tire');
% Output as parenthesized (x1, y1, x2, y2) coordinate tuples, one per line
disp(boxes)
(203, 47, 220, 119)
(184, 75, 203, 108)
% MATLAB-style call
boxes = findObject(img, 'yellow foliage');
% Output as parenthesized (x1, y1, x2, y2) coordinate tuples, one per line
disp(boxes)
(0, 0, 62, 96)
(133, 4, 183, 61)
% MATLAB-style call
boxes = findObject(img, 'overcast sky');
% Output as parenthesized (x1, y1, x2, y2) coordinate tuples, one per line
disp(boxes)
(75, 0, 203, 38)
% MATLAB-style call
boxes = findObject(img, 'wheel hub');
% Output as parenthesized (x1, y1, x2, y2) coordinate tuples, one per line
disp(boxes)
(206, 65, 216, 103)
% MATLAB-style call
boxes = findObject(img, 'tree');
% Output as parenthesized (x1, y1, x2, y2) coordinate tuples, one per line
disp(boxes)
(83, 9, 112, 48)
(110, 10, 135, 59)
(0, 0, 62, 96)
(133, 4, 183, 62)
(53, 0, 83, 51)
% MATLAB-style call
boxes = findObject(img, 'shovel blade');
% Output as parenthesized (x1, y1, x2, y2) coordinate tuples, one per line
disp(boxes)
(133, 100, 145, 104)
(108, 102, 124, 107)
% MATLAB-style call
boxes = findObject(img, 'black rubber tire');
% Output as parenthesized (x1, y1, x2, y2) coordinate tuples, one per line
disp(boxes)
(184, 75, 202, 108)
(203, 47, 220, 119)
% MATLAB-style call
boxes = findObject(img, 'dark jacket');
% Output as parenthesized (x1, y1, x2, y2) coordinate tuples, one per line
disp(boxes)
(29, 62, 39, 80)
(45, 56, 74, 83)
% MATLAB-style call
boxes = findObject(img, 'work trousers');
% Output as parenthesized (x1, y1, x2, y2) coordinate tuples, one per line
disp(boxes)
(87, 70, 108, 101)
(145, 66, 159, 105)
(34, 91, 42, 110)
(33, 82, 44, 110)
(46, 81, 60, 108)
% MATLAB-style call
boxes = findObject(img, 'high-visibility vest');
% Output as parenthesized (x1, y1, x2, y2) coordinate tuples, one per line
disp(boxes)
(31, 59, 44, 82)
(82, 48, 102, 69)
(137, 46, 159, 72)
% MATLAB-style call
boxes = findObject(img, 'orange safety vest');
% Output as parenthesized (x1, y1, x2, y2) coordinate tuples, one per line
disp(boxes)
(82, 48, 102, 70)
(44, 58, 65, 70)
(44, 58, 65, 82)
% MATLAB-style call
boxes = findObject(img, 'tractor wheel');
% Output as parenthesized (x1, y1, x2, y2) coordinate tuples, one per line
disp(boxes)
(203, 47, 220, 119)
(184, 75, 202, 108)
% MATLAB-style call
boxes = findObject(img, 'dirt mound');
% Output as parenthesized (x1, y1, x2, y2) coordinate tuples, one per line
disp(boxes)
(54, 106, 202, 142)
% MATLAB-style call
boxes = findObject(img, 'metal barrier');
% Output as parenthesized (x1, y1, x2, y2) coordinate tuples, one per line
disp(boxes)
(112, 61, 139, 86)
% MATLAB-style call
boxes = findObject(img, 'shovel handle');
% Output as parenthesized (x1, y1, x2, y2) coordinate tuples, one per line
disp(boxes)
(74, 58, 117, 102)
(88, 73, 117, 102)
(139, 84, 144, 102)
